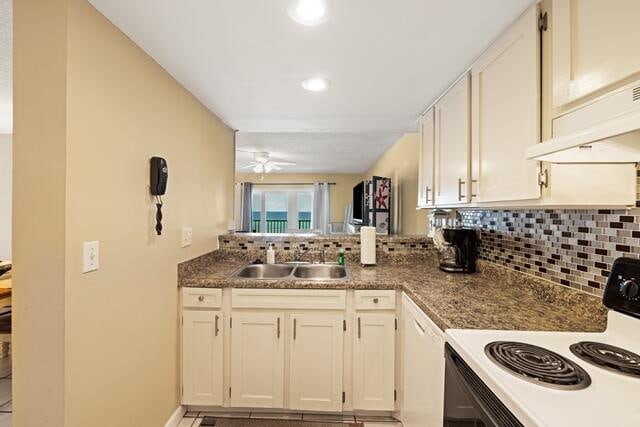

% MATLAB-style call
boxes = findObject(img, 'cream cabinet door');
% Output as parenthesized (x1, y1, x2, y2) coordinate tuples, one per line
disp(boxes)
(553, 0, 640, 108)
(471, 4, 541, 203)
(418, 109, 436, 208)
(230, 312, 284, 408)
(182, 309, 224, 406)
(353, 313, 395, 410)
(435, 74, 471, 206)
(289, 314, 344, 412)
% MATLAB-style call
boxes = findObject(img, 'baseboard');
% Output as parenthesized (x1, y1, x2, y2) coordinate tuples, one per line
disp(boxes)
(164, 405, 186, 427)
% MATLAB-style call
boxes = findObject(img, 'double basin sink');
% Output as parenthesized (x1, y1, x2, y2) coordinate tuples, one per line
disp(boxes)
(233, 262, 349, 281)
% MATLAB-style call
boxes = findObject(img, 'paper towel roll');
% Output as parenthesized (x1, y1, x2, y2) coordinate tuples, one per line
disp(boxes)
(360, 226, 377, 266)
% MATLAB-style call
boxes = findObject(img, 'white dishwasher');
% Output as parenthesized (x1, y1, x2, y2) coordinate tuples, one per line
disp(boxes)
(401, 292, 445, 427)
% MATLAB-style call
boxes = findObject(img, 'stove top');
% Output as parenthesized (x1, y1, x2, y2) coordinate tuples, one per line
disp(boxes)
(485, 341, 591, 390)
(570, 341, 640, 378)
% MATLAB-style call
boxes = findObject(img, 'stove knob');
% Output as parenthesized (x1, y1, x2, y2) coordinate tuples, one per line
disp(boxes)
(620, 279, 640, 299)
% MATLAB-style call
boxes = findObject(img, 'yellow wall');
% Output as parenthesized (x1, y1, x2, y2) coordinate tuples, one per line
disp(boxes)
(236, 173, 362, 223)
(365, 133, 428, 235)
(13, 1, 235, 426)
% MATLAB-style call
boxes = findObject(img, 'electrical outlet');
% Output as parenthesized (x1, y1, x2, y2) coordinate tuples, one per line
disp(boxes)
(83, 241, 99, 273)
(181, 227, 193, 248)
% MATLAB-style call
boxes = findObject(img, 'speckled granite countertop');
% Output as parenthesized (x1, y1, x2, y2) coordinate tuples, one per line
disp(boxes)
(179, 250, 607, 333)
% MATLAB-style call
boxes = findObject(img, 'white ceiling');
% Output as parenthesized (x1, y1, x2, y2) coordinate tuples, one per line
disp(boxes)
(86, 0, 533, 172)
(236, 132, 403, 174)
(0, 0, 11, 134)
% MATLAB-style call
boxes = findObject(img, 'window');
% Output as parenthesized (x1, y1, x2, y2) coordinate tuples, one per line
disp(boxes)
(251, 186, 314, 233)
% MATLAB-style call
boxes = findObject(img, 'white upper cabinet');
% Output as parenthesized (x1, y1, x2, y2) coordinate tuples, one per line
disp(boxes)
(435, 74, 471, 206)
(288, 314, 344, 412)
(230, 312, 285, 408)
(182, 309, 224, 406)
(471, 5, 541, 203)
(552, 0, 640, 110)
(417, 109, 436, 208)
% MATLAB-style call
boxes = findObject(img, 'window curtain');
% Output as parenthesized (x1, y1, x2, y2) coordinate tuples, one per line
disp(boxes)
(312, 183, 331, 234)
(234, 182, 253, 232)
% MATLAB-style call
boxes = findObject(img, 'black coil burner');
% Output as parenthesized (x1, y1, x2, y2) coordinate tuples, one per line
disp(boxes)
(485, 341, 591, 390)
(570, 341, 640, 378)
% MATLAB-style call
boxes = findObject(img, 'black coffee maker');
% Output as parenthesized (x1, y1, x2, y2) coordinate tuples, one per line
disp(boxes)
(439, 228, 478, 273)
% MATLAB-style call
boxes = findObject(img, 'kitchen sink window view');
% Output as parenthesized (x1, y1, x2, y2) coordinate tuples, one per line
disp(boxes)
(251, 186, 314, 233)
(5, 1, 640, 427)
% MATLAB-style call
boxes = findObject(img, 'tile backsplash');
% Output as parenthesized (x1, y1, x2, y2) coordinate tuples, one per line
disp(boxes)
(460, 208, 640, 296)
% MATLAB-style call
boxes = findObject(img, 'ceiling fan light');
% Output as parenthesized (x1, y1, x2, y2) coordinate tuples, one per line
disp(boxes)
(288, 0, 330, 26)
(264, 163, 275, 173)
(302, 77, 330, 92)
(253, 164, 263, 174)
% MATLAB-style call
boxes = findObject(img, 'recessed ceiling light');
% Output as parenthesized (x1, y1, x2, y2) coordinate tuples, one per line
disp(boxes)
(288, 0, 330, 26)
(302, 77, 331, 92)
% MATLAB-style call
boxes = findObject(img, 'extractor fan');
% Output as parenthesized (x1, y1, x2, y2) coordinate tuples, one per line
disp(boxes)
(239, 152, 296, 173)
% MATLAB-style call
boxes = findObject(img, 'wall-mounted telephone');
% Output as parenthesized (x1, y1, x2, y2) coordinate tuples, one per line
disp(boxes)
(150, 157, 168, 196)
(150, 157, 168, 235)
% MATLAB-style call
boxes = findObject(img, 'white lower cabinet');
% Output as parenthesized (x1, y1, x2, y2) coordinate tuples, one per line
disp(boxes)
(230, 312, 285, 408)
(289, 313, 344, 411)
(182, 309, 224, 406)
(353, 312, 396, 411)
(401, 293, 445, 427)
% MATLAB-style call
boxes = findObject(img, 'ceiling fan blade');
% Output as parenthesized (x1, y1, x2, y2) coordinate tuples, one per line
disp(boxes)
(271, 161, 296, 166)
(240, 163, 258, 169)
(270, 164, 282, 170)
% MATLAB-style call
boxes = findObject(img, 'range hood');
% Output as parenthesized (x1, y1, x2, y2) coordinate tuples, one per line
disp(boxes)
(526, 81, 640, 163)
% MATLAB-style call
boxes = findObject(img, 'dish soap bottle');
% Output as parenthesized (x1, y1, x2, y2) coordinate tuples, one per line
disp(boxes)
(266, 244, 275, 264)
(338, 248, 345, 266)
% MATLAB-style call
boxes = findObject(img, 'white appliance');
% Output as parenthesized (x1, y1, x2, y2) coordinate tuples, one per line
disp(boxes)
(444, 257, 640, 426)
(526, 80, 640, 163)
(360, 226, 376, 266)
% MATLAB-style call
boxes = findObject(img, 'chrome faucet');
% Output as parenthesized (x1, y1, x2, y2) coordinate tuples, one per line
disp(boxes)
(320, 249, 325, 264)
(293, 247, 302, 262)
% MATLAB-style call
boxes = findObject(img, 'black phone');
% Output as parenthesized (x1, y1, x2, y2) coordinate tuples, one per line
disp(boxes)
(150, 157, 168, 196)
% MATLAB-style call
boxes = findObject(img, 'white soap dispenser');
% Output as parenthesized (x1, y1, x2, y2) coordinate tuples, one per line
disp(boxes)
(266, 243, 275, 264)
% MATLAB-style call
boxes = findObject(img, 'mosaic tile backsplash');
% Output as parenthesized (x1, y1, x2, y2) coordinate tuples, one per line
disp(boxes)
(219, 233, 432, 254)
(460, 208, 640, 296)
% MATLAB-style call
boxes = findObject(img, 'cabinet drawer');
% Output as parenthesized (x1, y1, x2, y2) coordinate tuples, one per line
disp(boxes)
(182, 287, 222, 309)
(231, 289, 346, 310)
(354, 290, 395, 310)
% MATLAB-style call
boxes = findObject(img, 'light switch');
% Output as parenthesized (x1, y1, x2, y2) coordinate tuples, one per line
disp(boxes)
(83, 241, 99, 273)
(181, 227, 193, 248)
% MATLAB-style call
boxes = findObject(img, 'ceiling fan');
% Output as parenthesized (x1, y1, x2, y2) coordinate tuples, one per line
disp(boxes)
(240, 152, 296, 174)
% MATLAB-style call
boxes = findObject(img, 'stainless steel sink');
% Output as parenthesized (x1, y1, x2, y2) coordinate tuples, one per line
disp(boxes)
(234, 264, 295, 279)
(232, 263, 349, 281)
(293, 264, 348, 279)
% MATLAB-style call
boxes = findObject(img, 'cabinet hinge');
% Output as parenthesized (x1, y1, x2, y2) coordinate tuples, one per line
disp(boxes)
(342, 391, 346, 403)
(394, 389, 397, 401)
(230, 317, 232, 328)
(181, 385, 183, 397)
(343, 320, 347, 331)
(538, 168, 549, 188)
(229, 387, 232, 398)
(395, 318, 398, 330)
(538, 12, 548, 32)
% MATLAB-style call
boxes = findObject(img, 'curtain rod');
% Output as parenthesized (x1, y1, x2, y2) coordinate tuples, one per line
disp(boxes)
(247, 182, 337, 186)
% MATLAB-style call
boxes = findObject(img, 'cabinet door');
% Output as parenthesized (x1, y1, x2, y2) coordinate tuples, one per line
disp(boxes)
(353, 313, 395, 410)
(418, 109, 436, 207)
(401, 297, 445, 427)
(182, 310, 224, 406)
(230, 312, 284, 408)
(553, 0, 640, 108)
(435, 74, 471, 205)
(471, 5, 540, 203)
(289, 314, 344, 412)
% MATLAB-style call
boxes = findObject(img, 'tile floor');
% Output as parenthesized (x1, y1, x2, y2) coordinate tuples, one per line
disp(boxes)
(178, 411, 402, 427)
(0, 355, 12, 427)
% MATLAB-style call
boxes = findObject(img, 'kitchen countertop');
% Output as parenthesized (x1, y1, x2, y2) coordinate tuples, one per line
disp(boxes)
(178, 250, 607, 333)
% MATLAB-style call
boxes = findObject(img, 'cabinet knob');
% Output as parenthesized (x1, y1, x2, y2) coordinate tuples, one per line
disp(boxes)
(373, 298, 379, 304)
(198, 295, 205, 302)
